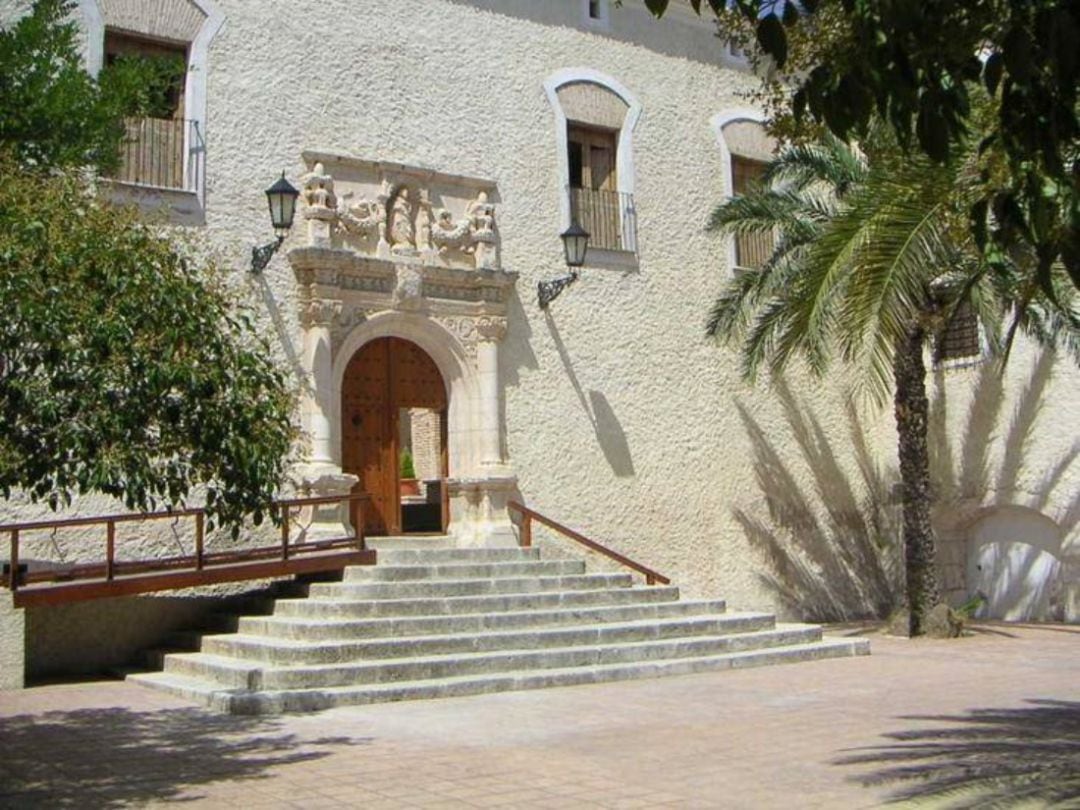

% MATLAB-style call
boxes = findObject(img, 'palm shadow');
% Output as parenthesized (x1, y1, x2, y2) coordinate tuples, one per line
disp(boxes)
(0, 705, 370, 807)
(732, 382, 901, 622)
(734, 348, 1080, 622)
(836, 698, 1080, 807)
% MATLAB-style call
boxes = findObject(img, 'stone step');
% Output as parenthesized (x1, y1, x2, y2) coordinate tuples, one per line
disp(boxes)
(199, 612, 775, 665)
(239, 598, 729, 640)
(161, 624, 823, 690)
(342, 559, 585, 582)
(373, 547, 540, 565)
(272, 584, 682, 620)
(364, 536, 456, 550)
(307, 572, 634, 600)
(131, 637, 870, 715)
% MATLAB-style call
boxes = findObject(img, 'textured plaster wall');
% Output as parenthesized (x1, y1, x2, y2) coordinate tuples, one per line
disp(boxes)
(25, 595, 220, 679)
(924, 336, 1080, 619)
(181, 0, 881, 613)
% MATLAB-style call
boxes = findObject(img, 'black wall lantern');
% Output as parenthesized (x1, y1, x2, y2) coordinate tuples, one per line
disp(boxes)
(251, 172, 300, 273)
(538, 222, 590, 308)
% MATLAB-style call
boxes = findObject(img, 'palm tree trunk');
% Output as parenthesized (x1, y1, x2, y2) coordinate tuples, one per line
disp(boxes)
(893, 324, 941, 635)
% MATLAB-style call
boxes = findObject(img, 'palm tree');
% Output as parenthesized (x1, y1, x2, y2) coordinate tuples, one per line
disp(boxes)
(708, 127, 1079, 636)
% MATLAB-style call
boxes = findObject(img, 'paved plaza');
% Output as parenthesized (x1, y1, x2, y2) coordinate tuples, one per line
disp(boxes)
(0, 623, 1077, 809)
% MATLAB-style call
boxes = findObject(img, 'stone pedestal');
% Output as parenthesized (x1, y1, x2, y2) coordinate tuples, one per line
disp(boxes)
(447, 476, 519, 547)
(0, 591, 24, 690)
(293, 466, 360, 542)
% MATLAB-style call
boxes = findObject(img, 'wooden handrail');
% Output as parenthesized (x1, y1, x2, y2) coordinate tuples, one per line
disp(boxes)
(507, 501, 670, 586)
(1, 492, 371, 604)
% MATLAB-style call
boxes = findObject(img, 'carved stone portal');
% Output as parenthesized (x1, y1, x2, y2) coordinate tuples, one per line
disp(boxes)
(289, 152, 519, 547)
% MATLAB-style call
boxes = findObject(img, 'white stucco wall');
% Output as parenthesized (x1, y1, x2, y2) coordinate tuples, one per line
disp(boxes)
(1, 0, 1078, 678)
(178, 0, 927, 614)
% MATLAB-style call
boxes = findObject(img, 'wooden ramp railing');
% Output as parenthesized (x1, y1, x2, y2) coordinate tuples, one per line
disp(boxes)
(1, 493, 372, 608)
(508, 501, 669, 586)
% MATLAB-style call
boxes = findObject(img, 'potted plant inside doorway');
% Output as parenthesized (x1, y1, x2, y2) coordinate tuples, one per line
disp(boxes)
(399, 448, 420, 497)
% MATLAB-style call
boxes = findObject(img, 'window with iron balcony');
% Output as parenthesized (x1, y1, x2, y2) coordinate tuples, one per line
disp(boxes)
(101, 31, 203, 195)
(545, 71, 642, 266)
(566, 123, 636, 254)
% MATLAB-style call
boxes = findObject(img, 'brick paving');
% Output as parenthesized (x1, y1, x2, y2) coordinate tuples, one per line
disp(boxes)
(0, 623, 1077, 808)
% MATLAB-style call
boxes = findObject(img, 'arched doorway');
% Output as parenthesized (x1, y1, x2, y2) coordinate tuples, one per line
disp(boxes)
(341, 337, 448, 536)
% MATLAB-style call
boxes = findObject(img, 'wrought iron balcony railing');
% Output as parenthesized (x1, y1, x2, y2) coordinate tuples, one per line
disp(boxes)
(104, 117, 204, 194)
(568, 186, 638, 254)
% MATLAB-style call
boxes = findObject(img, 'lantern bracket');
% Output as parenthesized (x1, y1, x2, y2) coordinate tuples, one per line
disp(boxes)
(538, 270, 579, 309)
(251, 236, 285, 274)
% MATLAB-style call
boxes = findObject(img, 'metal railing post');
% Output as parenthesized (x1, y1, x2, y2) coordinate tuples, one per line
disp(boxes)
(9, 530, 19, 592)
(281, 509, 291, 561)
(194, 512, 205, 570)
(105, 521, 115, 581)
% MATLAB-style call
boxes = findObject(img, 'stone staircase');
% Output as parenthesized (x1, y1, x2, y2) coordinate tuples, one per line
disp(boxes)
(128, 539, 869, 714)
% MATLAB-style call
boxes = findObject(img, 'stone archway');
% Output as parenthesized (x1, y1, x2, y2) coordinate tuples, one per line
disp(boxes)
(340, 336, 447, 535)
(288, 154, 519, 546)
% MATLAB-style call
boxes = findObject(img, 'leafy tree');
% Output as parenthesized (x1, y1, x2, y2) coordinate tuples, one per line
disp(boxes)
(706, 125, 1079, 635)
(0, 2, 295, 530)
(645, 0, 1080, 303)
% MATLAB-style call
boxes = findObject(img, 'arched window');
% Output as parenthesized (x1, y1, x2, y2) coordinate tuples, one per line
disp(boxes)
(545, 69, 642, 258)
(78, 0, 223, 206)
(711, 110, 778, 271)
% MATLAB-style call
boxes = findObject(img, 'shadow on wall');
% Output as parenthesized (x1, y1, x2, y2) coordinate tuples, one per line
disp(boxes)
(0, 705, 370, 807)
(544, 312, 635, 478)
(732, 380, 902, 622)
(836, 698, 1080, 807)
(930, 350, 1080, 620)
(734, 350, 1079, 623)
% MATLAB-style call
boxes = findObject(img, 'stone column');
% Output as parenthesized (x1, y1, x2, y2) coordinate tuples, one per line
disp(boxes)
(300, 299, 341, 469)
(296, 298, 357, 540)
(475, 317, 507, 469)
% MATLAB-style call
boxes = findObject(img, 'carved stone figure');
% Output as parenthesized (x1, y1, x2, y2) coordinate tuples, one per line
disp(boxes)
(301, 162, 337, 216)
(337, 194, 384, 241)
(430, 208, 472, 252)
(468, 191, 496, 236)
(389, 187, 416, 254)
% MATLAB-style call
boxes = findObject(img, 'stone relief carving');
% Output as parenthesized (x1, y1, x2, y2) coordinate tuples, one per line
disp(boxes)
(429, 208, 473, 252)
(392, 263, 425, 309)
(433, 316, 480, 359)
(475, 316, 507, 342)
(330, 307, 367, 350)
(301, 163, 337, 219)
(388, 185, 418, 255)
(299, 298, 341, 328)
(301, 161, 500, 271)
(338, 274, 394, 294)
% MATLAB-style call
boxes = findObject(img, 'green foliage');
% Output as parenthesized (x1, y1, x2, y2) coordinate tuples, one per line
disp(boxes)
(399, 448, 416, 480)
(99, 52, 187, 120)
(706, 122, 1080, 403)
(0, 155, 295, 531)
(647, 0, 1080, 298)
(0, 0, 150, 172)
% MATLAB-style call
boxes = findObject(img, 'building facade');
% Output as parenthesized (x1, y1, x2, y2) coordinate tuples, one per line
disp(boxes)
(1, 0, 1078, 688)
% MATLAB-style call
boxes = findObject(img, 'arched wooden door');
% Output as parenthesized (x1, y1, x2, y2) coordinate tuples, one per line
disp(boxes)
(341, 337, 448, 535)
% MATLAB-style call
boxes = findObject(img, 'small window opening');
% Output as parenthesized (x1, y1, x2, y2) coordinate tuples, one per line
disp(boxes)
(101, 31, 190, 190)
(567, 123, 626, 251)
(935, 301, 982, 364)
(589, 0, 602, 19)
(731, 155, 774, 269)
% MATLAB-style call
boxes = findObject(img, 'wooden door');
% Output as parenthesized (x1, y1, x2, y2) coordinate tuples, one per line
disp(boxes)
(341, 338, 447, 536)
(342, 339, 397, 534)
